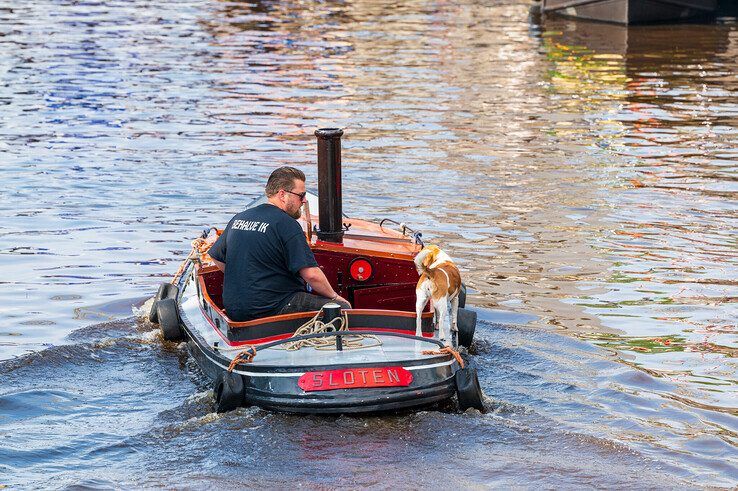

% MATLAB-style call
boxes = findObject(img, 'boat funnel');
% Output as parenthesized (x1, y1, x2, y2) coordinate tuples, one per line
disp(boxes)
(315, 128, 344, 243)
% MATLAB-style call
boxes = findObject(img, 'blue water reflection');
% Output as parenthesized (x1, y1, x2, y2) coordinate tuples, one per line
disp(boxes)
(0, 0, 736, 487)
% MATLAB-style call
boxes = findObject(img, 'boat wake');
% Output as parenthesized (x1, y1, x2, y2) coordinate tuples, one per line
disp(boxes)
(2, 315, 731, 487)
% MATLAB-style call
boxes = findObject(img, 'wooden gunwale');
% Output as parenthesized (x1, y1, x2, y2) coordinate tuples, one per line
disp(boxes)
(194, 262, 432, 330)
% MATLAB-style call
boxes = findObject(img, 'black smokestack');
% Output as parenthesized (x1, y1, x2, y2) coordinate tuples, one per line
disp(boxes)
(315, 128, 344, 243)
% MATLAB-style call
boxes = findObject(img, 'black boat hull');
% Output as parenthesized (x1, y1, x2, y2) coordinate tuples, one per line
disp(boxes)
(185, 325, 458, 414)
(188, 338, 456, 413)
(173, 264, 462, 414)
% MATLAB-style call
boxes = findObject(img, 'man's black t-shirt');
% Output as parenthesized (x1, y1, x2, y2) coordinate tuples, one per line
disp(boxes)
(208, 203, 318, 321)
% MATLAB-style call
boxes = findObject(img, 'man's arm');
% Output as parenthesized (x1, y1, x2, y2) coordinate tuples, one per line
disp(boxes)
(212, 258, 225, 272)
(299, 266, 351, 307)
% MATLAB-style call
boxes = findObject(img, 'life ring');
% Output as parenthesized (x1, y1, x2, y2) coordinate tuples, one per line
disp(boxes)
(149, 282, 178, 323)
(455, 366, 484, 411)
(214, 371, 244, 413)
(456, 308, 477, 348)
(156, 297, 184, 341)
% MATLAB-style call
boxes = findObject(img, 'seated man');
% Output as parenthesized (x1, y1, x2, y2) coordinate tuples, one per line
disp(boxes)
(208, 166, 350, 321)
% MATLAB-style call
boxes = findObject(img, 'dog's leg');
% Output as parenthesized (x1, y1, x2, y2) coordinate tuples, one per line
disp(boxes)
(415, 286, 430, 338)
(436, 297, 450, 346)
(451, 295, 459, 333)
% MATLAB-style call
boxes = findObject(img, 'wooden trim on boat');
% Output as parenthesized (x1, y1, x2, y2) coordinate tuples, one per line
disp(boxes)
(195, 269, 314, 327)
(229, 310, 322, 329)
(348, 309, 432, 319)
(194, 259, 430, 328)
(192, 264, 436, 345)
(311, 240, 418, 260)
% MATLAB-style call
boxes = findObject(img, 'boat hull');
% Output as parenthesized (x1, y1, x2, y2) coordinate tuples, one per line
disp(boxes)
(187, 336, 456, 413)
(541, 0, 717, 24)
(173, 262, 462, 414)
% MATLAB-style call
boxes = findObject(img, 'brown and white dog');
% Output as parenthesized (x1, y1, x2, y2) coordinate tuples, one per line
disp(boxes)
(414, 245, 462, 346)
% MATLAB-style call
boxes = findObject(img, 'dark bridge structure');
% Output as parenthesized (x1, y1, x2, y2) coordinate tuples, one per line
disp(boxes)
(540, 0, 723, 25)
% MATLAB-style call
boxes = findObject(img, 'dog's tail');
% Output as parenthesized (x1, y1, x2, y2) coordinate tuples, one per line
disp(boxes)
(414, 245, 440, 275)
(414, 247, 433, 275)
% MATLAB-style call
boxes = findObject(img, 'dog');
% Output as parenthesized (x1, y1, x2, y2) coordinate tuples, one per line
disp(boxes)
(414, 245, 462, 346)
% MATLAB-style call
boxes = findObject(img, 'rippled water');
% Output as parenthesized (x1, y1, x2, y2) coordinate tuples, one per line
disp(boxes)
(1, 0, 736, 487)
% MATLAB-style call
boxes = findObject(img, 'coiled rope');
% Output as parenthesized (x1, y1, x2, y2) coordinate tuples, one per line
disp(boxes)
(279, 309, 381, 351)
(224, 308, 383, 370)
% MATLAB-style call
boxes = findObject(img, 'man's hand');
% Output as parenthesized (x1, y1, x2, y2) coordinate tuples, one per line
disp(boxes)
(334, 295, 352, 309)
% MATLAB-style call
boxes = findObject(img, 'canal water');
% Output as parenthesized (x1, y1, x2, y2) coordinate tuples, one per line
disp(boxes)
(1, 0, 736, 487)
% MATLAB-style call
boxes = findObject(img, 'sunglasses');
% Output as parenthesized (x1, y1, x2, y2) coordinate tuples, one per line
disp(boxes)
(284, 189, 307, 200)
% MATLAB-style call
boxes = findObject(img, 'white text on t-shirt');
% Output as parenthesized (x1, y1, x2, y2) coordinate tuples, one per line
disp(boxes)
(232, 220, 270, 233)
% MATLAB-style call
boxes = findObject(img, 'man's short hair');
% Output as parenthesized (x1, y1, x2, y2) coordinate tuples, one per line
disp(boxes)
(265, 166, 305, 197)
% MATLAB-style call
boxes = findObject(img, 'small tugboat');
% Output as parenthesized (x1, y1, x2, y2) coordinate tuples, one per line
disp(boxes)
(149, 129, 483, 414)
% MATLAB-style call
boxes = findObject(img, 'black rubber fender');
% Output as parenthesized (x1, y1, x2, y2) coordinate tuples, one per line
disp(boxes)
(458, 283, 467, 309)
(457, 308, 477, 348)
(149, 282, 178, 323)
(455, 366, 484, 411)
(156, 297, 183, 341)
(214, 371, 245, 413)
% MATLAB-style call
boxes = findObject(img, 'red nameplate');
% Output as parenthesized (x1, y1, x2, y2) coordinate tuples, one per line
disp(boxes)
(298, 366, 413, 392)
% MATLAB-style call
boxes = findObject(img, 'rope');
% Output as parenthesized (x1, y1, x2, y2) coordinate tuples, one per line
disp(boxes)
(191, 237, 212, 257)
(422, 346, 464, 369)
(280, 309, 381, 351)
(224, 309, 382, 370)
(170, 239, 202, 281)
(228, 345, 257, 371)
(190, 238, 208, 266)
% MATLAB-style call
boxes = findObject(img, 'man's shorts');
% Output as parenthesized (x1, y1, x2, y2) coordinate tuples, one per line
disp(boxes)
(276, 291, 351, 315)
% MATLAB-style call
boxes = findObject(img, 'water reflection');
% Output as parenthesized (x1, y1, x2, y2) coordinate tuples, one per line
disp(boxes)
(539, 17, 737, 411)
(0, 0, 736, 486)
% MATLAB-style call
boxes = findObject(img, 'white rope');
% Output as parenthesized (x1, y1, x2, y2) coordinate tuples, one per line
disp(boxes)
(214, 308, 382, 354)
(279, 309, 382, 351)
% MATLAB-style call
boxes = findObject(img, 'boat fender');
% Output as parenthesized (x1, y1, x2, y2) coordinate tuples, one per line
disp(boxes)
(458, 283, 467, 309)
(455, 366, 484, 412)
(214, 371, 244, 413)
(156, 297, 184, 341)
(149, 282, 179, 323)
(456, 308, 476, 348)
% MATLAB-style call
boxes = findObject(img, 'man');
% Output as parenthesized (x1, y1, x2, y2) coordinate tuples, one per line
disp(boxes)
(208, 166, 350, 322)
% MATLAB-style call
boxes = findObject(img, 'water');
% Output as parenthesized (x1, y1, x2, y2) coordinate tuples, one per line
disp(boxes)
(1, 0, 736, 487)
